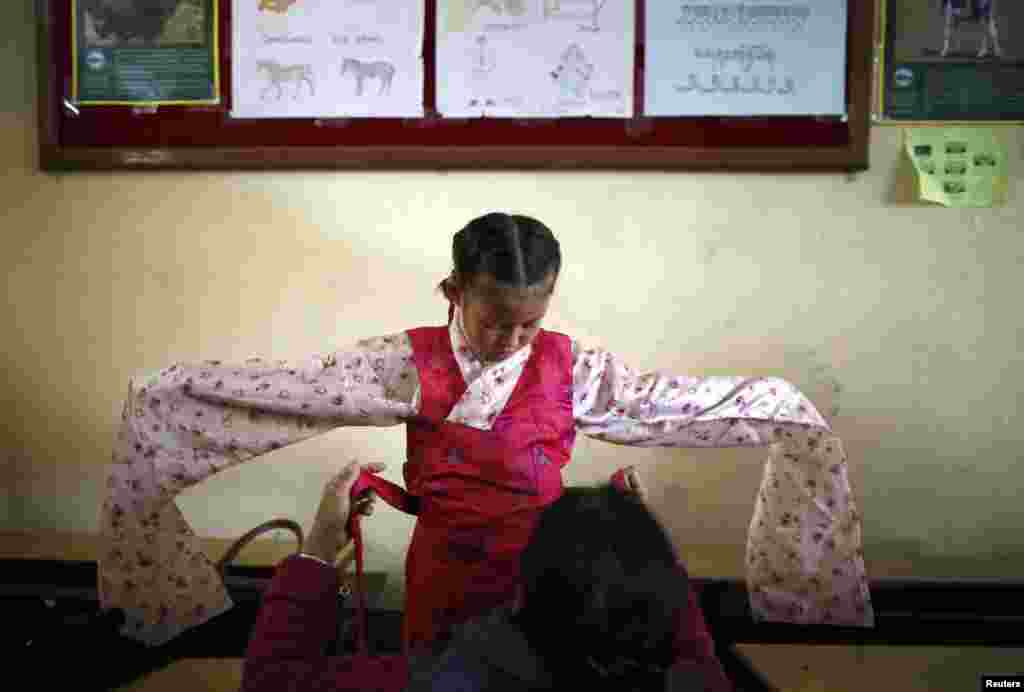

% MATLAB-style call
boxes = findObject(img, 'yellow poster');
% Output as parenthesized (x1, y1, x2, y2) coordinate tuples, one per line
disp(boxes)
(905, 128, 1007, 208)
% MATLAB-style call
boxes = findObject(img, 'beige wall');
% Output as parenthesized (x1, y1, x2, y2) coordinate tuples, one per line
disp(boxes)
(4, 2, 1024, 607)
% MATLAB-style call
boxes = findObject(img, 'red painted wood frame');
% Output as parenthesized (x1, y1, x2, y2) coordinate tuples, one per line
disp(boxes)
(37, 0, 875, 171)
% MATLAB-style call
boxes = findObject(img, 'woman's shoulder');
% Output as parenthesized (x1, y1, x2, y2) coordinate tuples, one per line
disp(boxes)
(430, 606, 552, 690)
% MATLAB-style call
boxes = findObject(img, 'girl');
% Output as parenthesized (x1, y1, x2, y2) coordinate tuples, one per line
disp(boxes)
(100, 212, 872, 650)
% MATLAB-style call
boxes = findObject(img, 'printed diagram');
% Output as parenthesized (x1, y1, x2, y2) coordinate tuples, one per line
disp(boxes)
(468, 35, 498, 107)
(255, 60, 315, 100)
(676, 4, 811, 33)
(544, 0, 608, 31)
(233, 0, 424, 117)
(340, 58, 396, 96)
(438, 0, 632, 117)
(551, 43, 594, 99)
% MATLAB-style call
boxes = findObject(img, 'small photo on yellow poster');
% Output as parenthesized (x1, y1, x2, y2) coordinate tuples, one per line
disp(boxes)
(904, 127, 1007, 208)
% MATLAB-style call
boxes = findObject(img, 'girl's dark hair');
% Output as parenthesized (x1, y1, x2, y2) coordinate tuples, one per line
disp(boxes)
(513, 486, 685, 692)
(438, 212, 562, 297)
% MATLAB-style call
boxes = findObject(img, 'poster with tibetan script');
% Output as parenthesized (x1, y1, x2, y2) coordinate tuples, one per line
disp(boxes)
(644, 0, 847, 116)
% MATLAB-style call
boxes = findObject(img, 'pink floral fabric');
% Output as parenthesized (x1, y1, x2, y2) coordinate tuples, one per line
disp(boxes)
(100, 306, 872, 645)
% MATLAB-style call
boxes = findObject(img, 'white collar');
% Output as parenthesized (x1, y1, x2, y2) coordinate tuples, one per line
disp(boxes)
(448, 304, 531, 370)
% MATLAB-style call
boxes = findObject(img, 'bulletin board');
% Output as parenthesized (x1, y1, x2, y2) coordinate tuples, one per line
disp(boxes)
(38, 1, 876, 171)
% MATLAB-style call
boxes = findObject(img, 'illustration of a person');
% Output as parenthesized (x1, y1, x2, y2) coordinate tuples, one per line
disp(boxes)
(939, 0, 1002, 59)
(469, 34, 497, 108)
(551, 43, 594, 100)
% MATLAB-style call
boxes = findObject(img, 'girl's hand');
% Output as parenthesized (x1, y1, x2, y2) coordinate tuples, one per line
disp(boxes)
(304, 459, 386, 564)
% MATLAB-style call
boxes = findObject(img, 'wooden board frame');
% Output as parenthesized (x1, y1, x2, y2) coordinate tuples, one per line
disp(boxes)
(37, 0, 876, 171)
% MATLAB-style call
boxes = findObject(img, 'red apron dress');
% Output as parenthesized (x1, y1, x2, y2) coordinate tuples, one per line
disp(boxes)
(401, 325, 576, 652)
(343, 324, 728, 686)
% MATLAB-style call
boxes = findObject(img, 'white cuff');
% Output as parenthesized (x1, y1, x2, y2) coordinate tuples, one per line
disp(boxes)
(295, 552, 334, 567)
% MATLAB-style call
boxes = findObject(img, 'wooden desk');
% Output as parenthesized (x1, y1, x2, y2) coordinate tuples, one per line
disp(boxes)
(734, 644, 1024, 692)
(0, 531, 923, 582)
(114, 659, 244, 692)
(1, 528, 303, 566)
(106, 647, 1024, 692)
(1, 529, 361, 692)
(5, 531, 1022, 692)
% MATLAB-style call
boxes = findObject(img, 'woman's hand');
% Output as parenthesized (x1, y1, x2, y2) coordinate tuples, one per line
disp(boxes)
(621, 466, 648, 504)
(303, 459, 385, 564)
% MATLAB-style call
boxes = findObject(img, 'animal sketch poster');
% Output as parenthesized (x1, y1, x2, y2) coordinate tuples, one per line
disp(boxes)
(880, 0, 1024, 121)
(72, 0, 219, 105)
(644, 0, 847, 116)
(436, 1, 634, 118)
(231, 0, 424, 118)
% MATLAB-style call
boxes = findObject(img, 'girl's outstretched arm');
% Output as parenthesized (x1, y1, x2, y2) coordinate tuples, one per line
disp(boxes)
(569, 341, 872, 629)
(101, 333, 420, 647)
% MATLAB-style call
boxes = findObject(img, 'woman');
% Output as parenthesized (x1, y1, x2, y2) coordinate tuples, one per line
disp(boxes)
(241, 460, 733, 691)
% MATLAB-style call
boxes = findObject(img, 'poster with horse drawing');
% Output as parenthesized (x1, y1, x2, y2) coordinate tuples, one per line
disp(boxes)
(231, 0, 424, 118)
(880, 0, 1024, 120)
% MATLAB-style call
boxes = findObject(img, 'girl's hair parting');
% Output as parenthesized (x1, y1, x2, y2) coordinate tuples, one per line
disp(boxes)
(438, 212, 562, 297)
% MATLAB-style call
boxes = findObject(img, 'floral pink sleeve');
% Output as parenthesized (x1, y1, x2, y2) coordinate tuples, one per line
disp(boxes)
(182, 337, 418, 426)
(571, 342, 873, 628)
(99, 334, 418, 646)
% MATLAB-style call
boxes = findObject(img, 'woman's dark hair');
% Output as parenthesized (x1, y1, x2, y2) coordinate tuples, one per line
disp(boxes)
(513, 485, 685, 692)
(438, 212, 562, 298)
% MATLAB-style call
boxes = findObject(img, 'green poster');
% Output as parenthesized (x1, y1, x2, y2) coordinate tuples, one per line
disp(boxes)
(905, 128, 1007, 207)
(880, 0, 1024, 121)
(72, 0, 219, 105)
